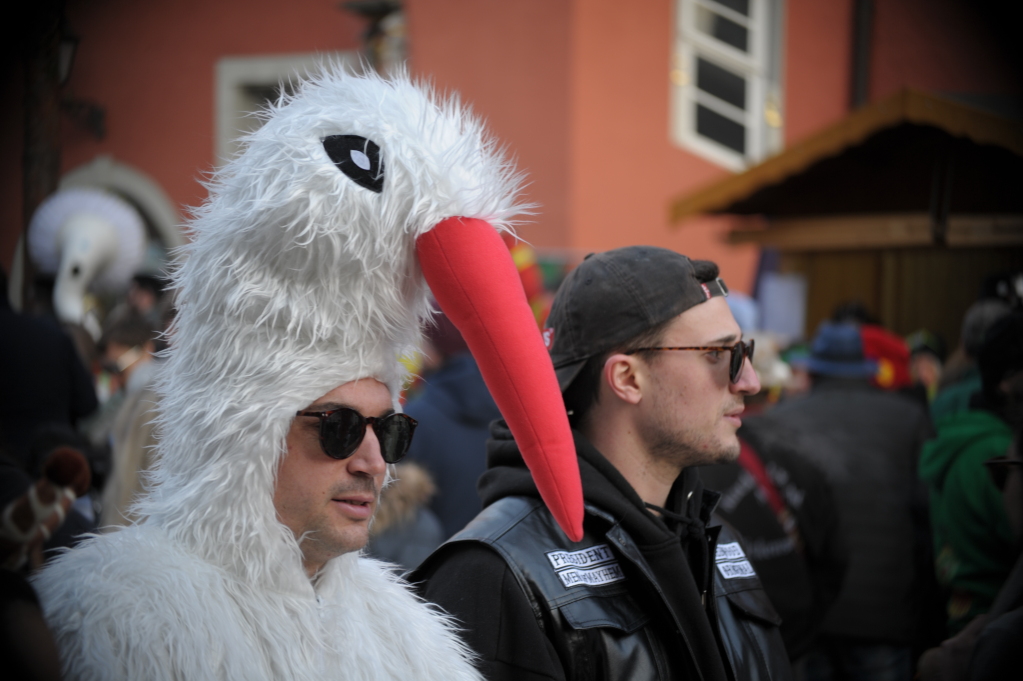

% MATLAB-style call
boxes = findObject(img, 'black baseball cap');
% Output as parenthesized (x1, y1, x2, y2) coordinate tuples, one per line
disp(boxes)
(543, 246, 728, 392)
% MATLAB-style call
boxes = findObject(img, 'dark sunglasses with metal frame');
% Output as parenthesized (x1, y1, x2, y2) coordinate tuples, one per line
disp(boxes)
(626, 338, 755, 384)
(295, 408, 418, 464)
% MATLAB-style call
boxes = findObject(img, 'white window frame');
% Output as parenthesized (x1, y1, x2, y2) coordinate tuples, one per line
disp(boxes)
(215, 53, 360, 165)
(671, 0, 785, 171)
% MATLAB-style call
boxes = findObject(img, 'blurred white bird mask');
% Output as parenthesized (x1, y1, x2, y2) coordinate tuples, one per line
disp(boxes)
(28, 187, 146, 338)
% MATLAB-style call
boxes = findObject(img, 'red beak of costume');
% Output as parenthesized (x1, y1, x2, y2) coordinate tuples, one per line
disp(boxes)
(417, 217, 584, 542)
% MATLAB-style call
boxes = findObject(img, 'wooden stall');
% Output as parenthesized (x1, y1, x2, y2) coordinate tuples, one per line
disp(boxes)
(670, 89, 1023, 345)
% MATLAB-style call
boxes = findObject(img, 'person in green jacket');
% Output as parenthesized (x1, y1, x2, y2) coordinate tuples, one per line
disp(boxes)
(920, 312, 1023, 634)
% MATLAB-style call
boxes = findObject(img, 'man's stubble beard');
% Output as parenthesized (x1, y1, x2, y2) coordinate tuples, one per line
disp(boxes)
(304, 477, 382, 562)
(642, 400, 744, 470)
(645, 425, 740, 470)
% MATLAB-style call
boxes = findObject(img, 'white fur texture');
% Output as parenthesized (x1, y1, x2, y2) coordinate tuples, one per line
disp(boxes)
(36, 527, 480, 681)
(34, 66, 528, 680)
(28, 187, 146, 290)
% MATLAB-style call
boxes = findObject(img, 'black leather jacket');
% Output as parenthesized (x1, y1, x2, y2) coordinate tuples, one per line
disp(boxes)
(423, 495, 791, 681)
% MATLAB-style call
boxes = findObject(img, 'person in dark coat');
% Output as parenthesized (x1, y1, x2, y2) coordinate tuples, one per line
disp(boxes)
(755, 321, 935, 681)
(700, 420, 849, 661)
(0, 270, 98, 471)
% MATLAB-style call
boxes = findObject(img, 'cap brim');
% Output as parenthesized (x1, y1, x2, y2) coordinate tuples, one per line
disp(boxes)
(554, 357, 588, 393)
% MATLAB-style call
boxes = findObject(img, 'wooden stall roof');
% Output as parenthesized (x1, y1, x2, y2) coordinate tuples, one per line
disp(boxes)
(669, 89, 1023, 222)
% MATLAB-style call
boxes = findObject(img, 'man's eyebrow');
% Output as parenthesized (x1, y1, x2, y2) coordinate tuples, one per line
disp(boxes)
(704, 333, 740, 346)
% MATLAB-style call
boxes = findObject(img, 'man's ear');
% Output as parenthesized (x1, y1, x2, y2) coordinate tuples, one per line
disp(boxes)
(603, 353, 644, 405)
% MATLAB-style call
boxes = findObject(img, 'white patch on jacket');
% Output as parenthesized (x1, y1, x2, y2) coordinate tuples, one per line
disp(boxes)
(34, 66, 524, 680)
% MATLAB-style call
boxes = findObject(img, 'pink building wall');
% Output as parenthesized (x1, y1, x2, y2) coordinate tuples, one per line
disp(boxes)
(785, 0, 853, 144)
(409, 0, 1019, 293)
(3, 0, 1019, 296)
(407, 0, 764, 291)
(1, 0, 364, 278)
(568, 0, 759, 291)
(404, 0, 574, 251)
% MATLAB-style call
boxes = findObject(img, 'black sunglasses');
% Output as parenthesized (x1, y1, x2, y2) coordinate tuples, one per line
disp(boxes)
(626, 338, 755, 384)
(295, 408, 418, 464)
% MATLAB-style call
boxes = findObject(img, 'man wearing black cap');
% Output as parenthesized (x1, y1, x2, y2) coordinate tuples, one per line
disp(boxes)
(414, 246, 792, 681)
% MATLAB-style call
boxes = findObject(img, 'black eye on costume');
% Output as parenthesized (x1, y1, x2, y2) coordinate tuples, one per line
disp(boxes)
(322, 135, 384, 193)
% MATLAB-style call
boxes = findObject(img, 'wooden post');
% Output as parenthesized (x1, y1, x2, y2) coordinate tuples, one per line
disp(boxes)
(21, 0, 63, 314)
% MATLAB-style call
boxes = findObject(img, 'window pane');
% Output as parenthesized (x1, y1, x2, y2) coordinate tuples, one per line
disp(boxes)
(696, 57, 746, 110)
(696, 6, 749, 52)
(708, 0, 750, 17)
(696, 104, 746, 154)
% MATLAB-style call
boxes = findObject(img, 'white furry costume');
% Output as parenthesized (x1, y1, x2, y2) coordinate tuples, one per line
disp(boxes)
(31, 68, 553, 680)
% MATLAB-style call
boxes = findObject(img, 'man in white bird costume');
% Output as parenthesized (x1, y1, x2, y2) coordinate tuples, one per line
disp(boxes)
(32, 67, 584, 681)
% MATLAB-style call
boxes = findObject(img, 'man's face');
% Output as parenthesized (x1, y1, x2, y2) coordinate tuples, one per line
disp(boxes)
(634, 297, 761, 468)
(274, 378, 391, 577)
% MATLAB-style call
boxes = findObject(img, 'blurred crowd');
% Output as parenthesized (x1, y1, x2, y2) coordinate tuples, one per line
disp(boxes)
(702, 272, 1023, 681)
(2, 256, 1022, 680)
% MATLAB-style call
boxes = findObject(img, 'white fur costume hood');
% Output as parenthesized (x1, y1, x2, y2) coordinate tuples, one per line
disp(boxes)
(30, 68, 556, 680)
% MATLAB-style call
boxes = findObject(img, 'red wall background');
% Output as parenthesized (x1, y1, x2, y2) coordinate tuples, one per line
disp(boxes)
(1, 0, 364, 280)
(3, 0, 1019, 296)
